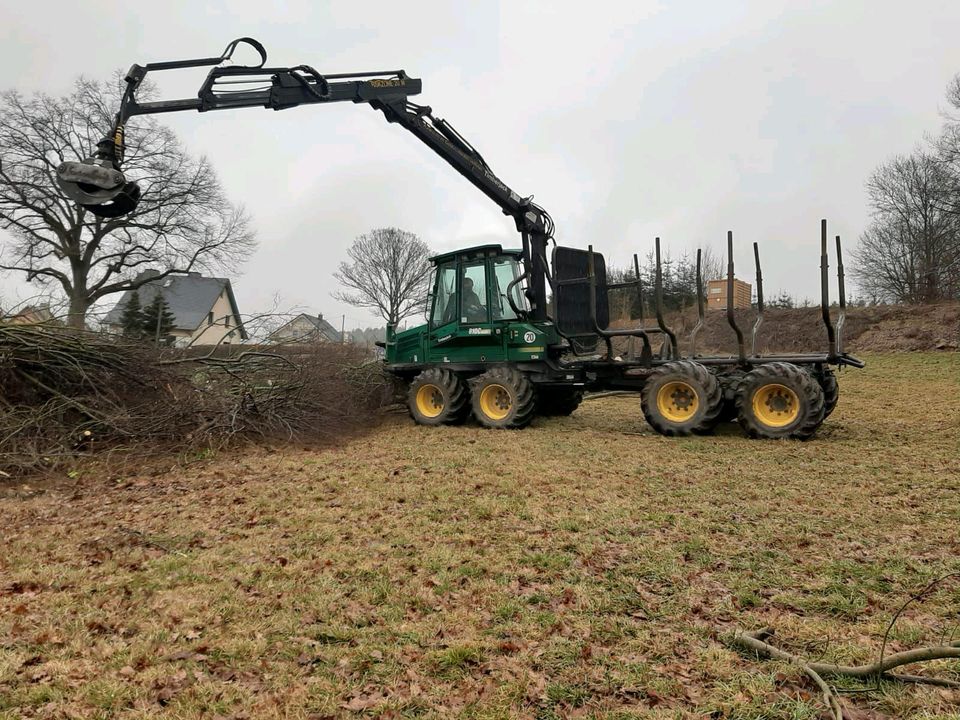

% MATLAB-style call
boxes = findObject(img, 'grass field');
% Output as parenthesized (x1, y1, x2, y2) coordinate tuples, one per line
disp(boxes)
(2, 353, 959, 719)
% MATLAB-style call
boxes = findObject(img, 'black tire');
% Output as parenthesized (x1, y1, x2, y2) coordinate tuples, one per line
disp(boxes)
(819, 367, 839, 418)
(470, 366, 536, 429)
(716, 370, 746, 422)
(407, 368, 470, 426)
(736, 362, 825, 440)
(537, 387, 584, 416)
(640, 360, 723, 436)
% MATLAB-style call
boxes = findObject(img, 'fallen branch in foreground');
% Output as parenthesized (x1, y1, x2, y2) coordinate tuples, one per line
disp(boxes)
(0, 324, 390, 476)
(729, 628, 960, 719)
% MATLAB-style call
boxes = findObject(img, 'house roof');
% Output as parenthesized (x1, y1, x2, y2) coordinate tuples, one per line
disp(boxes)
(271, 313, 341, 342)
(104, 270, 247, 339)
(4, 305, 55, 325)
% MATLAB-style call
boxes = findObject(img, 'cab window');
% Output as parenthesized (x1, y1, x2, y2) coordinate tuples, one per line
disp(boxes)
(431, 262, 457, 326)
(492, 257, 526, 320)
(460, 260, 488, 324)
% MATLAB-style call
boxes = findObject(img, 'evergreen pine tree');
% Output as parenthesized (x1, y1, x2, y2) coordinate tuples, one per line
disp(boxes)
(141, 293, 176, 345)
(119, 291, 144, 338)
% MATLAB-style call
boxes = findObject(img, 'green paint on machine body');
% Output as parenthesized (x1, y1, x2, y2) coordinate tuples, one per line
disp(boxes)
(385, 245, 560, 369)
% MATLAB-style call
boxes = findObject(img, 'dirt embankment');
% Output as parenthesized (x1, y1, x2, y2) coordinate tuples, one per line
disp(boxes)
(614, 303, 960, 355)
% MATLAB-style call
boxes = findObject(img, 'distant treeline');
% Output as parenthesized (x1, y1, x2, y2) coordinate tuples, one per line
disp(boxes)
(346, 326, 387, 345)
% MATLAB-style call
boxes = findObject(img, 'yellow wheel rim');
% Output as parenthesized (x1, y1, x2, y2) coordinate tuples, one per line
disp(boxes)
(752, 383, 800, 427)
(479, 383, 512, 421)
(415, 383, 444, 418)
(656, 381, 699, 423)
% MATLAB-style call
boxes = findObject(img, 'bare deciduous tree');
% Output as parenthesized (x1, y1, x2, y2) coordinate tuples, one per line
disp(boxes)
(333, 227, 432, 326)
(936, 73, 960, 217)
(938, 75, 960, 167)
(0, 76, 256, 328)
(853, 152, 959, 303)
(854, 74, 960, 303)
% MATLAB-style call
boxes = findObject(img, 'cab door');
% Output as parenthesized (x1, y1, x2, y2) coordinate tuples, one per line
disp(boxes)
(428, 257, 507, 363)
(427, 262, 459, 361)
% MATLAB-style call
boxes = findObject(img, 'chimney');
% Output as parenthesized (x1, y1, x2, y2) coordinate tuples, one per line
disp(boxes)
(318, 313, 323, 322)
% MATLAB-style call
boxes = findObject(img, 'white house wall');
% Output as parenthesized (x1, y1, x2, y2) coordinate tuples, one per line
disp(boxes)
(189, 290, 240, 345)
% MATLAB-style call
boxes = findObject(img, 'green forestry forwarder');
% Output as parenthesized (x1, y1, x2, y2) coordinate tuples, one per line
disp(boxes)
(55, 38, 862, 440)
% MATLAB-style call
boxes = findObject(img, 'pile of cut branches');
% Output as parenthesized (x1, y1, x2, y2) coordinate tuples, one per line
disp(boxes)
(0, 323, 389, 476)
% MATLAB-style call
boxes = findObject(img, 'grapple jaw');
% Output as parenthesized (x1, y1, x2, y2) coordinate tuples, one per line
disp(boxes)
(56, 129, 141, 218)
(56, 159, 141, 218)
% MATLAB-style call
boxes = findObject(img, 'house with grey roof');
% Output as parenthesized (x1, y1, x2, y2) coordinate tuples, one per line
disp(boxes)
(267, 313, 341, 344)
(104, 270, 246, 346)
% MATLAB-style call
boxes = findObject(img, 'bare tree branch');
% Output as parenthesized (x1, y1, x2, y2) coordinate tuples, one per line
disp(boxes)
(852, 151, 960, 303)
(0, 75, 257, 328)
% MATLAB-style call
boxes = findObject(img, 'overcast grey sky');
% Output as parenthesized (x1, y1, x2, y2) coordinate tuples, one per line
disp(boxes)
(2, 0, 959, 326)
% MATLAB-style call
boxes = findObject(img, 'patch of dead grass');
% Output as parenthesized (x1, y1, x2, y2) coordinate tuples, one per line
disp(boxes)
(2, 353, 959, 719)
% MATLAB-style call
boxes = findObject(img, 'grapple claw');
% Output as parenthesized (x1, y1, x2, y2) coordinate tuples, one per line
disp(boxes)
(56, 160, 141, 217)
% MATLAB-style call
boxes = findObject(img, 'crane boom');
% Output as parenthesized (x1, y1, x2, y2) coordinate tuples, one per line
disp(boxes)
(55, 38, 553, 319)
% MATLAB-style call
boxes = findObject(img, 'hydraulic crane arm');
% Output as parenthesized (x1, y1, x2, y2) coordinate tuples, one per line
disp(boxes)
(56, 38, 553, 318)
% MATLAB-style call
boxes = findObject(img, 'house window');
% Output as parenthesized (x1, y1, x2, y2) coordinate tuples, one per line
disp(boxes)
(225, 315, 231, 328)
(208, 311, 214, 325)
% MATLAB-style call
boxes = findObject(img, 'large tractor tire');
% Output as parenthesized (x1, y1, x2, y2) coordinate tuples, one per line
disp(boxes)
(537, 387, 584, 416)
(817, 367, 839, 418)
(407, 368, 470, 426)
(470, 366, 536, 429)
(736, 362, 825, 440)
(641, 360, 723, 436)
(716, 369, 746, 422)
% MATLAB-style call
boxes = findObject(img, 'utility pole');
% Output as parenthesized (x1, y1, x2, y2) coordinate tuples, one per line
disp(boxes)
(154, 292, 162, 346)
(341, 314, 345, 344)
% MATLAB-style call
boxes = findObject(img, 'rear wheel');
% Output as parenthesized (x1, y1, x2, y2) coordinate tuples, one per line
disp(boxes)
(736, 362, 825, 440)
(816, 367, 839, 418)
(470, 367, 536, 429)
(717, 369, 746, 422)
(407, 368, 469, 426)
(641, 360, 722, 436)
(537, 387, 584, 416)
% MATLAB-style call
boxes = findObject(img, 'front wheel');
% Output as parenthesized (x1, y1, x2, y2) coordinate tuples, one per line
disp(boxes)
(407, 368, 469, 426)
(736, 362, 825, 440)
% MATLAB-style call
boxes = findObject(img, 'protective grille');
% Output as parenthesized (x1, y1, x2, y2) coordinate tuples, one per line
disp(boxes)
(552, 246, 609, 343)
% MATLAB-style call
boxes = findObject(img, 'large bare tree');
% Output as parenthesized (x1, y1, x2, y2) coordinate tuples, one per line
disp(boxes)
(852, 74, 960, 304)
(935, 73, 960, 217)
(0, 76, 256, 327)
(937, 75, 960, 164)
(853, 152, 959, 303)
(334, 227, 432, 326)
